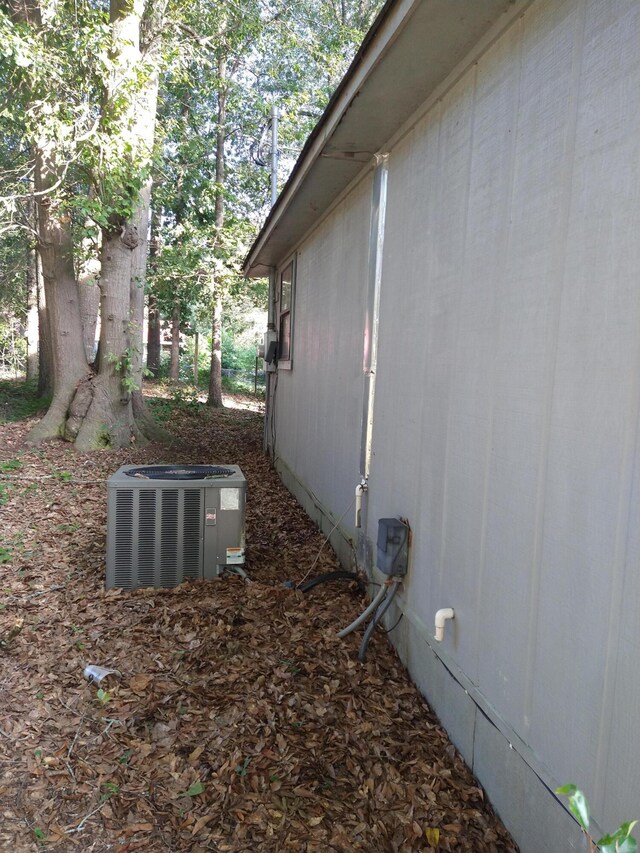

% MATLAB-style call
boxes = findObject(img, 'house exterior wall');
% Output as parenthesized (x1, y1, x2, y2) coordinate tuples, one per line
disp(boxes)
(269, 0, 640, 847)
(273, 173, 373, 553)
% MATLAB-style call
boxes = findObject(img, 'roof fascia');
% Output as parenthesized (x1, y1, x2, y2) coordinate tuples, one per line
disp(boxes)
(242, 0, 419, 278)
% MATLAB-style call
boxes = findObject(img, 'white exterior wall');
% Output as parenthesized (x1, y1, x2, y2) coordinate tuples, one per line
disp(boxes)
(270, 0, 640, 846)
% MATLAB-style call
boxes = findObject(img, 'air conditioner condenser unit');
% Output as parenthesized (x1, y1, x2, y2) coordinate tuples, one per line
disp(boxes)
(106, 464, 247, 590)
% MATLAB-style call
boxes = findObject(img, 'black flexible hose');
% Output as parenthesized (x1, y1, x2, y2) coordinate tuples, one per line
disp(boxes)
(358, 581, 400, 662)
(298, 571, 358, 593)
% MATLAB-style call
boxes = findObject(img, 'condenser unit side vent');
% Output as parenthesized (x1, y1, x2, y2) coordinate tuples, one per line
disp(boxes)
(160, 489, 179, 587)
(183, 490, 202, 579)
(114, 490, 134, 588)
(138, 490, 157, 587)
(111, 486, 204, 589)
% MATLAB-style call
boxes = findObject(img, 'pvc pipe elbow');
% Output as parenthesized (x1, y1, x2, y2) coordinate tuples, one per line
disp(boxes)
(354, 480, 367, 529)
(434, 607, 455, 642)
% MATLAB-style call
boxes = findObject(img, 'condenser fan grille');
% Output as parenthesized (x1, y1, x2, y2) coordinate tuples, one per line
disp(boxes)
(125, 465, 234, 480)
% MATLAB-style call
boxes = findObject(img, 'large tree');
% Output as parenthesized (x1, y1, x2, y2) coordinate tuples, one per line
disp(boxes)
(65, 0, 165, 448)
(1, 0, 383, 439)
(1, 0, 166, 447)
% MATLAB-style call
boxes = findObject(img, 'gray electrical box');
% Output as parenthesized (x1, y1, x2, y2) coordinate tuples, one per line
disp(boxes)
(106, 464, 246, 589)
(377, 518, 409, 576)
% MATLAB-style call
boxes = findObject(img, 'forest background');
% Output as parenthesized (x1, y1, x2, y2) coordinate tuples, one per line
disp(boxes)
(0, 0, 382, 447)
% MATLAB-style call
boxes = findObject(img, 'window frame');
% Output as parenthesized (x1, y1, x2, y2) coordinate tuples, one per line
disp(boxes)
(277, 254, 296, 369)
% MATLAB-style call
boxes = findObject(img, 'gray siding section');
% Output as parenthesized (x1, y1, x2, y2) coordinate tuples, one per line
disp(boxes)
(272, 0, 640, 845)
(275, 175, 373, 535)
(368, 0, 640, 835)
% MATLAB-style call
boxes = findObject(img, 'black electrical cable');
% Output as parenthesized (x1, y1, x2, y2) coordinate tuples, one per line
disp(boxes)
(383, 612, 403, 634)
(298, 571, 358, 593)
(357, 581, 400, 662)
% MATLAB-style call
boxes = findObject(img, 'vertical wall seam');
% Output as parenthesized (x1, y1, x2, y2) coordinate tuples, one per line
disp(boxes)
(414, 100, 444, 606)
(438, 64, 480, 593)
(594, 375, 640, 813)
(593, 296, 640, 809)
(474, 17, 525, 691)
(522, 0, 588, 729)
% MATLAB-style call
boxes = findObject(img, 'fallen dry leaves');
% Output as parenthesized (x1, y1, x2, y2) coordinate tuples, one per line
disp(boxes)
(0, 386, 518, 852)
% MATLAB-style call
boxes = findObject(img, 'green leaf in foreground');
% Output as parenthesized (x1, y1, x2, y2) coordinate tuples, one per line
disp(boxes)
(598, 821, 639, 853)
(180, 780, 205, 797)
(556, 784, 590, 832)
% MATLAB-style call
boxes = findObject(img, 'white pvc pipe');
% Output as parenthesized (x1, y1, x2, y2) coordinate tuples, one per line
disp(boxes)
(354, 481, 367, 529)
(337, 582, 388, 638)
(434, 607, 455, 642)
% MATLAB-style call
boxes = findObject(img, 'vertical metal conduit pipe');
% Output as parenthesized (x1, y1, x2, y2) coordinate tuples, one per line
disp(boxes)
(357, 154, 389, 550)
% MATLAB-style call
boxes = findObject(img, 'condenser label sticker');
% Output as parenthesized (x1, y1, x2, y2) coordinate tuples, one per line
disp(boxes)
(226, 548, 245, 565)
(205, 509, 217, 525)
(220, 488, 241, 511)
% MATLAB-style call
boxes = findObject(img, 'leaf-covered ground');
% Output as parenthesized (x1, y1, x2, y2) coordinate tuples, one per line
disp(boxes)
(0, 385, 518, 853)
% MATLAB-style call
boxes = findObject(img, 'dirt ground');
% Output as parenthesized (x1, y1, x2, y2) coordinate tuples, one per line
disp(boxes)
(0, 385, 518, 852)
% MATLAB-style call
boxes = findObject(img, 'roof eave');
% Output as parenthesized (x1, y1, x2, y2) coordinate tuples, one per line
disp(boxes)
(243, 0, 523, 278)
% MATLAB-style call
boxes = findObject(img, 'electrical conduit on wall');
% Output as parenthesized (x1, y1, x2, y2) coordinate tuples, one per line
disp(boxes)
(357, 154, 389, 558)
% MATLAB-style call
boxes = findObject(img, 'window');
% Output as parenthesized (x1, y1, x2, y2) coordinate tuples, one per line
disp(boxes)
(278, 257, 295, 367)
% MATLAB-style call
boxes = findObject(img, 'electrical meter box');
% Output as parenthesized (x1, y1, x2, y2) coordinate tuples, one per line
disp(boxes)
(262, 329, 278, 373)
(376, 517, 409, 576)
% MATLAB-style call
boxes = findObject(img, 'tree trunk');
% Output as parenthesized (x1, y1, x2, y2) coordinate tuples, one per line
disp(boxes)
(9, 2, 85, 422)
(147, 293, 161, 377)
(207, 292, 223, 407)
(129, 180, 155, 427)
(57, 0, 165, 449)
(78, 279, 100, 364)
(207, 57, 226, 408)
(193, 331, 199, 386)
(146, 207, 162, 378)
(170, 301, 180, 381)
(72, 228, 144, 449)
(36, 248, 53, 399)
(130, 179, 170, 441)
(26, 144, 89, 443)
(25, 238, 39, 380)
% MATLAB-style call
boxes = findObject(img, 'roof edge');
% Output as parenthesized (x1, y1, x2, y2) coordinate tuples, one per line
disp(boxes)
(242, 0, 410, 278)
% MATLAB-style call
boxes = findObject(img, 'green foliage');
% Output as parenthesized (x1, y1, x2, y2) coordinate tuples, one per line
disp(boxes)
(222, 328, 257, 371)
(180, 780, 205, 797)
(221, 374, 264, 399)
(557, 785, 638, 853)
(147, 0, 381, 387)
(0, 379, 49, 424)
(96, 688, 111, 704)
(118, 748, 134, 765)
(234, 757, 251, 776)
(107, 346, 142, 393)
